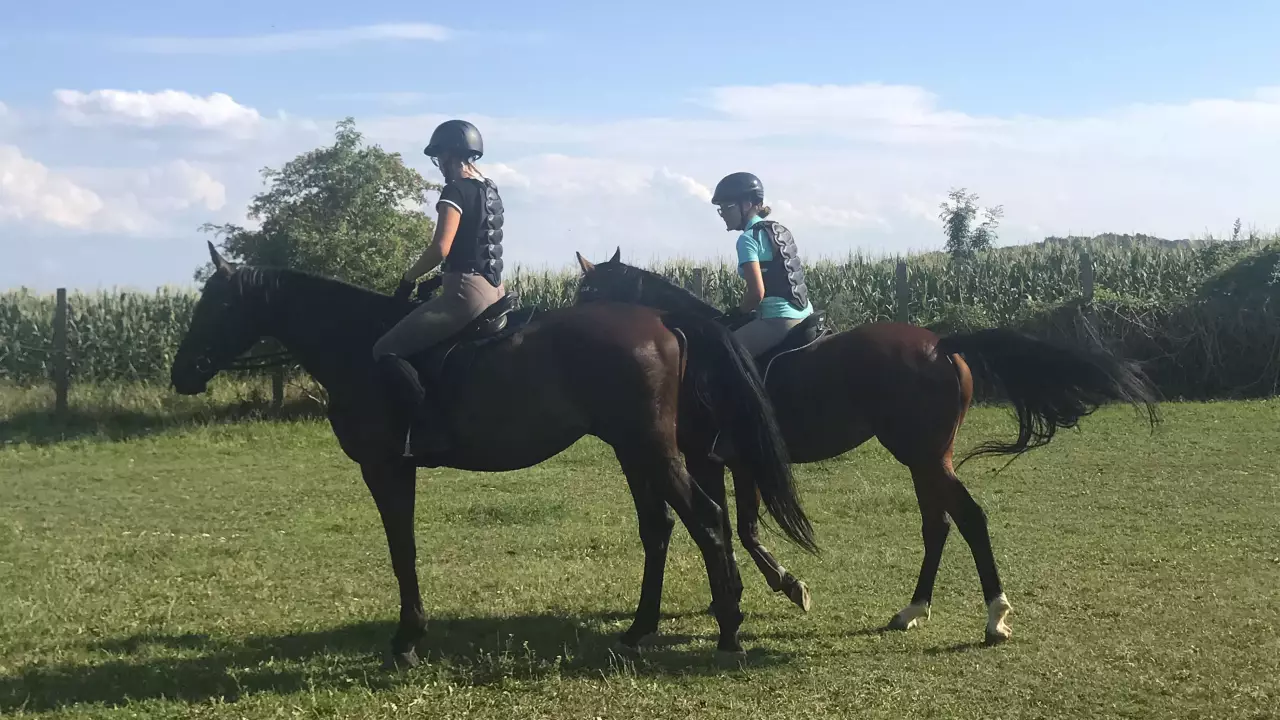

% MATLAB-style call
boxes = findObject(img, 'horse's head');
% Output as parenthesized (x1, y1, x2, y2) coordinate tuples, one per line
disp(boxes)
(170, 242, 267, 395)
(574, 246, 643, 305)
(574, 247, 722, 320)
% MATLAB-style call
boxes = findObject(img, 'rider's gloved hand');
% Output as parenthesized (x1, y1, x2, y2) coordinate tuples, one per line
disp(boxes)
(393, 277, 416, 303)
(418, 274, 444, 298)
(720, 307, 754, 328)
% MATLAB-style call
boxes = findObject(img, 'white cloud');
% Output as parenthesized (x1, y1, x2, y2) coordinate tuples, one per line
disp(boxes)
(6, 81, 1280, 291)
(0, 100, 20, 138)
(479, 162, 530, 188)
(656, 168, 713, 203)
(499, 154, 658, 197)
(53, 89, 262, 132)
(1254, 87, 1280, 103)
(772, 200, 885, 231)
(374, 82, 1280, 261)
(111, 23, 452, 54)
(0, 140, 231, 239)
(0, 145, 133, 231)
(0, 102, 13, 140)
(705, 83, 1000, 132)
(132, 160, 228, 213)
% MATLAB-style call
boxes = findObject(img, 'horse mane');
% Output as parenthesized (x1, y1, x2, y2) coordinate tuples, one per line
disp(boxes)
(235, 265, 393, 305)
(232, 265, 407, 345)
(592, 261, 723, 318)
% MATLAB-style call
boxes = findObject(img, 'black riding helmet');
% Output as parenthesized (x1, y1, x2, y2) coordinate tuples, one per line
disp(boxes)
(424, 119, 484, 160)
(711, 172, 764, 205)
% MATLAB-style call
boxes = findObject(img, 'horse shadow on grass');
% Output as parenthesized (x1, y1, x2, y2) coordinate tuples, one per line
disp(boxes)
(0, 610, 795, 713)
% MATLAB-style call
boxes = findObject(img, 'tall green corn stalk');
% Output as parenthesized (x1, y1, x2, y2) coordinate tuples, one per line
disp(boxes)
(1, 235, 1271, 387)
(0, 287, 199, 385)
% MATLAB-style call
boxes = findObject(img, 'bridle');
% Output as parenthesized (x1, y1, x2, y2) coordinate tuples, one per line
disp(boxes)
(184, 290, 294, 377)
(189, 346, 292, 377)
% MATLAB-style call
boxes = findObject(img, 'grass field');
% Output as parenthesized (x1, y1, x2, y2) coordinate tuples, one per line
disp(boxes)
(1, 392, 1278, 719)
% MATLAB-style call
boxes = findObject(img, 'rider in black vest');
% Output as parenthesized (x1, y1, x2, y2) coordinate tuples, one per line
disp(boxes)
(371, 119, 507, 456)
(712, 171, 813, 357)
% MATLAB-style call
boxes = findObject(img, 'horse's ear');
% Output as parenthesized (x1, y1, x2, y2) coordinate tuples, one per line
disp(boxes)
(609, 246, 621, 264)
(575, 251, 595, 274)
(208, 240, 235, 275)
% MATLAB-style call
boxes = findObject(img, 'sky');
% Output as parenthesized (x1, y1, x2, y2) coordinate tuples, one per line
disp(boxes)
(2, 0, 1279, 292)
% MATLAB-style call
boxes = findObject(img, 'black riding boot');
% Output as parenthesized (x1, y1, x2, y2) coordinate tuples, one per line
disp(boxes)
(408, 375, 449, 456)
(375, 354, 449, 457)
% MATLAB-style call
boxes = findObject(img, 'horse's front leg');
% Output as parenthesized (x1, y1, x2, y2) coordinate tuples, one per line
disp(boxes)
(360, 460, 425, 669)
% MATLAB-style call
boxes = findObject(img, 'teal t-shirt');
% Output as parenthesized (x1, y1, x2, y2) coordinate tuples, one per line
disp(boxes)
(735, 215, 814, 320)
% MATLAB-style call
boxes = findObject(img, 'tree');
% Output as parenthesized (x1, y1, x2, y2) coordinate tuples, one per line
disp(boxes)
(939, 187, 1004, 260)
(197, 118, 440, 293)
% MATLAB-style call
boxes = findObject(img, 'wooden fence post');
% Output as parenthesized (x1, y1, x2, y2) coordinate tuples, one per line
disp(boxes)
(53, 288, 68, 417)
(688, 267, 705, 300)
(895, 260, 909, 323)
(1079, 251, 1096, 330)
(271, 366, 285, 410)
(1079, 251, 1095, 304)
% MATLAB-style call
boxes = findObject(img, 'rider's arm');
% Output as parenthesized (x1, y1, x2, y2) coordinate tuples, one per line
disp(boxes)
(736, 230, 764, 313)
(739, 261, 765, 313)
(402, 196, 462, 283)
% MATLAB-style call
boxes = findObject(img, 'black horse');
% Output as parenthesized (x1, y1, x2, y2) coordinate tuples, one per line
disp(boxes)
(169, 243, 818, 667)
(574, 248, 1160, 645)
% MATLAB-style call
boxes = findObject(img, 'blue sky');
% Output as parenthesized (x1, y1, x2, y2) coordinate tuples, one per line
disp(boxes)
(2, 0, 1279, 291)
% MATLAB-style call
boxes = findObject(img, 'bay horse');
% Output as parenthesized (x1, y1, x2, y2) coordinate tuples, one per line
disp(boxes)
(573, 248, 1160, 645)
(169, 242, 818, 668)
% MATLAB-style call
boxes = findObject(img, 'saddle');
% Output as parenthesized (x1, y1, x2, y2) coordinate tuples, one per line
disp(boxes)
(753, 311, 828, 381)
(405, 292, 536, 390)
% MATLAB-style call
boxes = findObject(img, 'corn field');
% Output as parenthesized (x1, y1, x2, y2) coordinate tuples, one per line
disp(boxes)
(3, 236, 1279, 397)
(1, 287, 198, 386)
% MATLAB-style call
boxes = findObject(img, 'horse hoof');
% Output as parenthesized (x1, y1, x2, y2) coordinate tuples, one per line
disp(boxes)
(786, 580, 811, 613)
(611, 639, 643, 658)
(984, 593, 1012, 645)
(888, 601, 930, 631)
(715, 647, 747, 665)
(383, 648, 419, 670)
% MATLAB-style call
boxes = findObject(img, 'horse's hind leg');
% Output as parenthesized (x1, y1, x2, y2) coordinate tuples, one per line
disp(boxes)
(892, 459, 1011, 644)
(888, 463, 951, 632)
(944, 464, 1012, 644)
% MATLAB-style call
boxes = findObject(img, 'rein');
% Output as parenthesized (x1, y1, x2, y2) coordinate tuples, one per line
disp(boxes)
(225, 349, 293, 371)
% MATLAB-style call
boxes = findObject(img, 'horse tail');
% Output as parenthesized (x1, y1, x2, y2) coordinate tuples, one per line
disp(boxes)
(935, 328, 1160, 466)
(662, 314, 818, 554)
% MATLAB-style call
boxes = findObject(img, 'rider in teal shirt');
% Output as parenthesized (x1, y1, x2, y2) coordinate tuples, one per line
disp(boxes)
(736, 213, 814, 321)
(714, 171, 813, 357)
